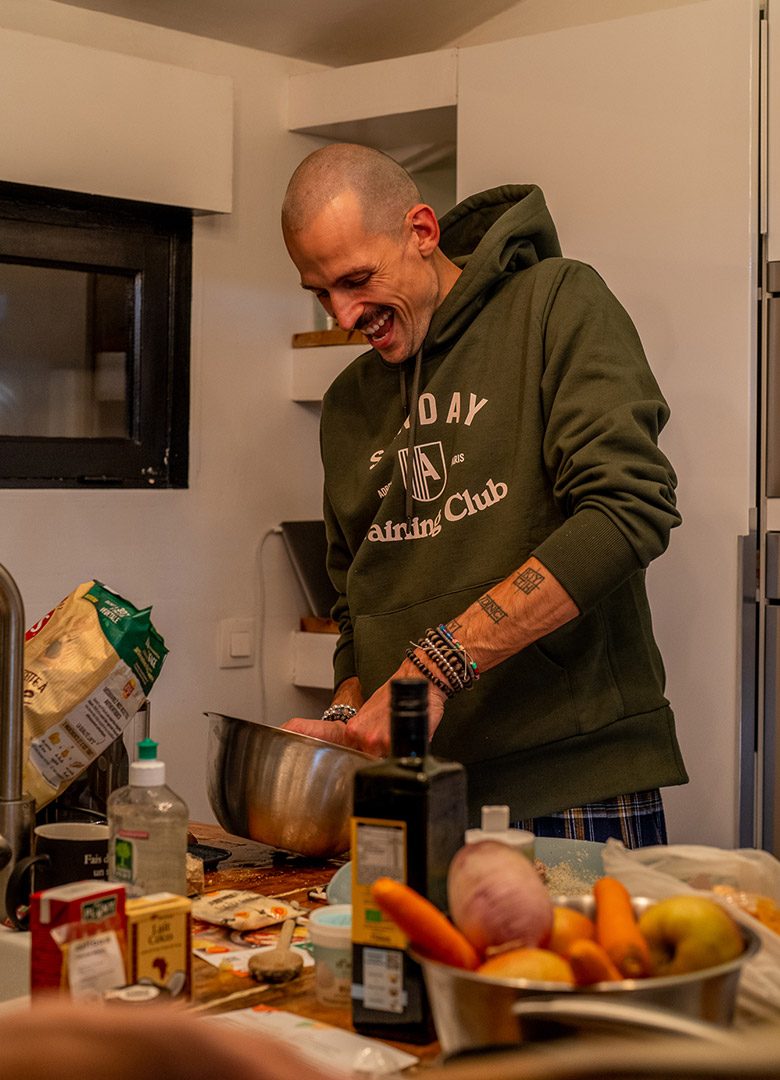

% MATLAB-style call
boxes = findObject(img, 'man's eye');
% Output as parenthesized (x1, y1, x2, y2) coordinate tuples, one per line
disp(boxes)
(345, 277, 370, 289)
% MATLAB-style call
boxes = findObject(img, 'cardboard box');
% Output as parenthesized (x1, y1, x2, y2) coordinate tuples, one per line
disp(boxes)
(125, 892, 192, 1000)
(30, 881, 126, 994)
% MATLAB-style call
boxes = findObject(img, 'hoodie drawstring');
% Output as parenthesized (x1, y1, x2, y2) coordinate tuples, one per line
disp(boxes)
(400, 348, 423, 525)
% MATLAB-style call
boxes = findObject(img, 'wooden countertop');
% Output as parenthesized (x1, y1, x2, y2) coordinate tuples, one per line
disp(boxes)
(188, 823, 439, 1068)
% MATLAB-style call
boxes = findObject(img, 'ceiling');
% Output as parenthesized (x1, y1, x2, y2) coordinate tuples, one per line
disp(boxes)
(55, 0, 525, 67)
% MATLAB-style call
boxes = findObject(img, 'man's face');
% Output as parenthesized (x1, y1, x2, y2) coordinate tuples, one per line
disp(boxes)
(285, 191, 440, 365)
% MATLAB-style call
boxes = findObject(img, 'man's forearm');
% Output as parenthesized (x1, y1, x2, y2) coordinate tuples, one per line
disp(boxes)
(331, 675, 365, 711)
(298, 558, 578, 758)
(417, 556, 579, 681)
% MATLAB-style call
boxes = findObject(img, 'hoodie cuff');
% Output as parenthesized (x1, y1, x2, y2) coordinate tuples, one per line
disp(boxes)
(332, 637, 357, 691)
(532, 508, 643, 613)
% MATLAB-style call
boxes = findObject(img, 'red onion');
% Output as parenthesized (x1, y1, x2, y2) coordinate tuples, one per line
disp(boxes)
(447, 839, 553, 954)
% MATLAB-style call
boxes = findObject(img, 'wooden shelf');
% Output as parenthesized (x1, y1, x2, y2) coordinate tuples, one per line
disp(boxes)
(292, 329, 368, 348)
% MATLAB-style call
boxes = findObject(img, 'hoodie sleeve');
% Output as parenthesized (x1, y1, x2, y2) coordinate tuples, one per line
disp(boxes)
(531, 261, 681, 612)
(322, 486, 358, 690)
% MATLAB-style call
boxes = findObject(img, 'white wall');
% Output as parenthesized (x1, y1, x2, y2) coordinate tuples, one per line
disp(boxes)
(0, 0, 331, 822)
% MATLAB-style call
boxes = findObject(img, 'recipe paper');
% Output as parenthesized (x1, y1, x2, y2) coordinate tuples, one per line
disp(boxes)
(208, 1005, 418, 1075)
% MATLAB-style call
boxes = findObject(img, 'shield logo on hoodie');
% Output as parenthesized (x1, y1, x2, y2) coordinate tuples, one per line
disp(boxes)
(398, 442, 448, 502)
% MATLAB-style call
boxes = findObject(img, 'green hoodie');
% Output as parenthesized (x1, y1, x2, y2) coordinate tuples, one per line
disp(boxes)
(320, 184, 688, 821)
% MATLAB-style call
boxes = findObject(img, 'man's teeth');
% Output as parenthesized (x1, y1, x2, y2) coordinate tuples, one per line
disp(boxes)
(365, 310, 391, 338)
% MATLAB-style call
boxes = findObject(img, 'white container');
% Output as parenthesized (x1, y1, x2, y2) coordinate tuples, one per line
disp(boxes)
(465, 805, 535, 859)
(308, 904, 352, 1006)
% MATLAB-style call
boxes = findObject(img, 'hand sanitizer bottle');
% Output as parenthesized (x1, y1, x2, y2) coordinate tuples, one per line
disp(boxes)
(108, 738, 188, 897)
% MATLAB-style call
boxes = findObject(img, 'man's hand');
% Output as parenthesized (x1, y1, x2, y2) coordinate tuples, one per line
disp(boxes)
(282, 660, 447, 758)
(281, 676, 365, 745)
(281, 717, 352, 746)
(342, 658, 447, 757)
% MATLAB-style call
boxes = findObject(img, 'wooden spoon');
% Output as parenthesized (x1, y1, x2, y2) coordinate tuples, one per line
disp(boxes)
(248, 918, 303, 984)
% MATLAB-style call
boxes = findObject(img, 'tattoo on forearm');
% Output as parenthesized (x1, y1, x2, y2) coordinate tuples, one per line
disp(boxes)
(446, 618, 462, 633)
(513, 567, 544, 594)
(478, 594, 507, 623)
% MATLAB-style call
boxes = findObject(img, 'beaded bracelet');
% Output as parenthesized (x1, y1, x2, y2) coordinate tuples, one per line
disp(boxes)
(405, 647, 456, 699)
(321, 703, 357, 723)
(412, 625, 479, 695)
(414, 637, 466, 693)
(436, 624, 480, 682)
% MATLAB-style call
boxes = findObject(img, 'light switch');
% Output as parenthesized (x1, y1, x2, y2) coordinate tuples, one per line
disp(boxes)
(218, 617, 257, 669)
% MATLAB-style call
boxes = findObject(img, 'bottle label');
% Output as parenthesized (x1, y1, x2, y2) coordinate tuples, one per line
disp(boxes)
(112, 836, 136, 884)
(350, 817, 407, 950)
(361, 947, 406, 1013)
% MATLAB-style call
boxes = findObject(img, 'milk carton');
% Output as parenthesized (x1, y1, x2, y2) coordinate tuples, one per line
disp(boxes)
(124, 892, 192, 1000)
(29, 880, 126, 995)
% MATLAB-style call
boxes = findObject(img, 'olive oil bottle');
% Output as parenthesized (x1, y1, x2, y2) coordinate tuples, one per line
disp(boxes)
(350, 677, 467, 1043)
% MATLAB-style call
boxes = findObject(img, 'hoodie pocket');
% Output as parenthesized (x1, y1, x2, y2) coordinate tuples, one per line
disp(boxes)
(532, 606, 625, 735)
(352, 593, 624, 763)
(352, 582, 499, 696)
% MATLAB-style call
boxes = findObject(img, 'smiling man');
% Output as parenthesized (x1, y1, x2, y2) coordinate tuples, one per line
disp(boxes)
(280, 143, 688, 845)
(282, 162, 459, 363)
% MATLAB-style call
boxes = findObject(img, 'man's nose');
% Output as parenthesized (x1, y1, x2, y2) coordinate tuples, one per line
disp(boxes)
(329, 293, 361, 331)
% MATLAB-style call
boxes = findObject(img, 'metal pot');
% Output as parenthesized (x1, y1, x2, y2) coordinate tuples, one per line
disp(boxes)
(414, 895, 761, 1059)
(205, 712, 372, 858)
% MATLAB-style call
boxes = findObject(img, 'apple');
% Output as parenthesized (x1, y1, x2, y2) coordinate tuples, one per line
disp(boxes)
(637, 895, 744, 976)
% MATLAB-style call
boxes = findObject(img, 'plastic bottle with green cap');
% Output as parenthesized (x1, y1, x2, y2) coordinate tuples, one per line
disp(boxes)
(107, 736, 188, 897)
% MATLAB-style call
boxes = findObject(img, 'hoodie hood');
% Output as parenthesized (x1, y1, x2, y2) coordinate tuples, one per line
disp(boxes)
(426, 184, 562, 353)
(399, 185, 561, 521)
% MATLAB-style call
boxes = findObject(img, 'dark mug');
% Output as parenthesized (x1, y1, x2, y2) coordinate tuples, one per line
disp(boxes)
(5, 821, 109, 930)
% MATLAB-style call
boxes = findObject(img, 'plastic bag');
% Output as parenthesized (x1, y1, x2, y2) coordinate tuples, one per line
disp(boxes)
(602, 839, 780, 1026)
(23, 580, 168, 809)
(191, 890, 298, 930)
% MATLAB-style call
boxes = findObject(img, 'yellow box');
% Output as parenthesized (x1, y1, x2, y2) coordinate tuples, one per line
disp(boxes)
(125, 892, 192, 1001)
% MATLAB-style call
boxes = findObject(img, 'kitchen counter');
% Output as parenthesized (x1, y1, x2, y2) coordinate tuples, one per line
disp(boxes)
(188, 823, 439, 1067)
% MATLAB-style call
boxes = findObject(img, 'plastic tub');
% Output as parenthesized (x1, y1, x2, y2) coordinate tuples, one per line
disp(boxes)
(308, 904, 352, 1006)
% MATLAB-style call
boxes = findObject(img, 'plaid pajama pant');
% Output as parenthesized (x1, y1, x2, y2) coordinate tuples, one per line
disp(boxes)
(513, 788, 667, 849)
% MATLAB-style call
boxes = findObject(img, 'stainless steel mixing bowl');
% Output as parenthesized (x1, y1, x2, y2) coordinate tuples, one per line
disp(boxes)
(414, 895, 761, 1058)
(205, 712, 372, 858)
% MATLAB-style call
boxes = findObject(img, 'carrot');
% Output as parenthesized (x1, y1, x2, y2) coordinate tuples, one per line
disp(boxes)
(593, 876, 652, 978)
(566, 938, 624, 985)
(370, 877, 480, 970)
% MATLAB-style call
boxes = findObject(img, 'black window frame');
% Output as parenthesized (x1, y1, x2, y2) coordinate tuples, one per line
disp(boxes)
(0, 182, 191, 488)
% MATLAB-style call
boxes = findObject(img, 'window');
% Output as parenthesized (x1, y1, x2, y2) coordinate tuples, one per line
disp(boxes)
(0, 182, 191, 487)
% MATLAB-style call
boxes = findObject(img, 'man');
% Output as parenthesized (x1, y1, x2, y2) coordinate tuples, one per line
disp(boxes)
(282, 143, 687, 845)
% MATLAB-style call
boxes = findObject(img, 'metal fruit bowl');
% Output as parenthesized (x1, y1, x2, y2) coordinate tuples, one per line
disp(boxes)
(414, 895, 761, 1058)
(205, 712, 372, 859)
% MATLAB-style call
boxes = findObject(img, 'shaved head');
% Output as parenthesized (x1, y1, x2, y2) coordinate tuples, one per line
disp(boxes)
(282, 143, 422, 240)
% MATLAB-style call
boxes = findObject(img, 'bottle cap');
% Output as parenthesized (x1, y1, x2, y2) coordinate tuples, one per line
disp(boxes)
(129, 738, 165, 786)
(137, 737, 158, 760)
(465, 804, 535, 857)
(390, 677, 428, 712)
(390, 677, 428, 758)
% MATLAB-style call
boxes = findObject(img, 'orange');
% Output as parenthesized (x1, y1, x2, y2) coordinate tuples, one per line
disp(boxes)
(547, 905, 596, 956)
(478, 947, 575, 985)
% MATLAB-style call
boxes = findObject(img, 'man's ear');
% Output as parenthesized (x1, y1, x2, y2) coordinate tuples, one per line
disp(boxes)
(406, 203, 440, 256)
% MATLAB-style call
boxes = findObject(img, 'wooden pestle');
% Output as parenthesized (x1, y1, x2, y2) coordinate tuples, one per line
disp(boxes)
(247, 918, 303, 984)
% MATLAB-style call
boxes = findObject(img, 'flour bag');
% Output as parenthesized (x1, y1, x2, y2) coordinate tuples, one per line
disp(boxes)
(23, 581, 168, 809)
